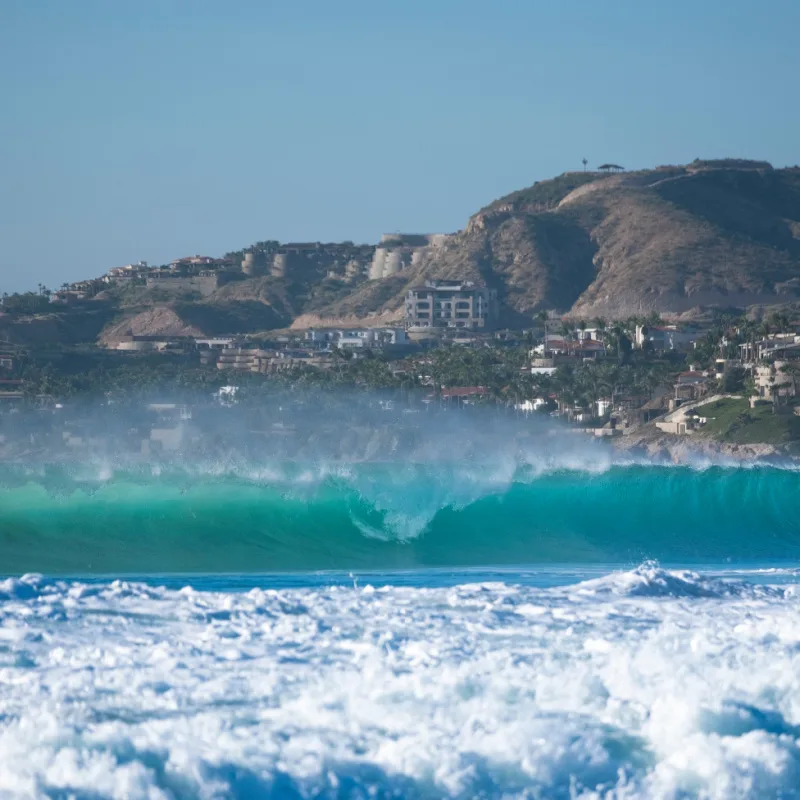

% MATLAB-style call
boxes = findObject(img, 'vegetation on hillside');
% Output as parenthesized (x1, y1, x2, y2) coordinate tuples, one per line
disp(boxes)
(482, 172, 604, 213)
(1, 291, 52, 315)
(689, 158, 773, 171)
(695, 398, 800, 445)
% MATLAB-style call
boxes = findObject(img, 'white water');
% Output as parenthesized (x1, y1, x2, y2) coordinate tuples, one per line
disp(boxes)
(2, 566, 800, 798)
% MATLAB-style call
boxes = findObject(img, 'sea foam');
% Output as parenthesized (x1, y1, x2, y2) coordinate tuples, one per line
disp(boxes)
(1, 567, 800, 798)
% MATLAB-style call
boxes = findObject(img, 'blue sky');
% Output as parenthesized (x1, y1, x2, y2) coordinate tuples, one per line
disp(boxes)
(1, 0, 798, 292)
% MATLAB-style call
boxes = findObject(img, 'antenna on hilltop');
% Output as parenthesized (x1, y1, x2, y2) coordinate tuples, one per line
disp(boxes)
(582, 158, 588, 172)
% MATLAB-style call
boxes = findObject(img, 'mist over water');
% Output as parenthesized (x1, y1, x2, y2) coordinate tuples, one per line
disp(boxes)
(0, 395, 798, 574)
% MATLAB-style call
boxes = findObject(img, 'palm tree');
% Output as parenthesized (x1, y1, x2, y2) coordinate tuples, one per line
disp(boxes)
(535, 310, 548, 338)
(780, 362, 800, 399)
(608, 322, 627, 359)
(773, 313, 791, 334)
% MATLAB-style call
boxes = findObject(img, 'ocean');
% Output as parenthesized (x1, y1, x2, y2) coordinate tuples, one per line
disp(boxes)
(1, 458, 800, 798)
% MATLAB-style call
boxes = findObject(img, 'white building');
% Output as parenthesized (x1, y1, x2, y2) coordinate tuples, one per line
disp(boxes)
(515, 398, 549, 413)
(576, 327, 605, 342)
(334, 328, 408, 348)
(104, 261, 150, 283)
(635, 325, 699, 351)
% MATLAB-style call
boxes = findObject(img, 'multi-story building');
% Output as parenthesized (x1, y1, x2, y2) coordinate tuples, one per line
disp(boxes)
(104, 261, 151, 283)
(404, 281, 497, 330)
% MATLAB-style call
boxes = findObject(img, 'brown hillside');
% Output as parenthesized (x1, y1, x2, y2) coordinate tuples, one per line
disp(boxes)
(308, 161, 800, 323)
(0, 306, 116, 345)
(99, 307, 205, 344)
(81, 159, 800, 341)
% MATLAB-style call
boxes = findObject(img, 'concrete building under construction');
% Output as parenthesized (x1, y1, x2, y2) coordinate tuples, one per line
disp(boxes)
(369, 234, 452, 280)
(404, 280, 498, 330)
(241, 251, 267, 276)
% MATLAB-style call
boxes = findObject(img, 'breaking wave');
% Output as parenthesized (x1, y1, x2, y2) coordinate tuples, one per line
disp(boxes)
(0, 459, 798, 573)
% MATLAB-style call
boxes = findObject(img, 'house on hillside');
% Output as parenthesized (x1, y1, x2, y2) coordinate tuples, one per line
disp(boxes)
(760, 340, 800, 362)
(576, 327, 606, 342)
(532, 336, 606, 359)
(738, 335, 800, 363)
(674, 371, 711, 401)
(335, 328, 409, 349)
(755, 362, 797, 401)
(104, 261, 151, 283)
(169, 255, 222, 270)
(635, 325, 699, 352)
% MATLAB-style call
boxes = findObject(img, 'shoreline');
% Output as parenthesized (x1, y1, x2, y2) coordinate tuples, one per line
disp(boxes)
(612, 426, 800, 464)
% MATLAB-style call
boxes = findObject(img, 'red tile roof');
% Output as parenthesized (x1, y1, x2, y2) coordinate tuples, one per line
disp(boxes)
(439, 386, 488, 398)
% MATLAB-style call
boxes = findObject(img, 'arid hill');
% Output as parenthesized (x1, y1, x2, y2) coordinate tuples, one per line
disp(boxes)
(311, 159, 800, 324)
(7, 159, 800, 345)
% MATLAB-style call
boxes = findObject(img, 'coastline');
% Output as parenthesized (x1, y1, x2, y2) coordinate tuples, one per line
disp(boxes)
(612, 425, 799, 464)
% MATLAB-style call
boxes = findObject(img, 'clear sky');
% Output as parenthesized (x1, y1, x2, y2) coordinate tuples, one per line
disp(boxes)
(1, 0, 798, 293)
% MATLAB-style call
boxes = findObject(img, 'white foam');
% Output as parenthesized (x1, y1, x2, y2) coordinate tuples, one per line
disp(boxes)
(1, 568, 800, 797)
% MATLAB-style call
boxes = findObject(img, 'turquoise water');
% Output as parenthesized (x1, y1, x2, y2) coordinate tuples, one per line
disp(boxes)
(0, 461, 798, 574)
(2, 459, 800, 796)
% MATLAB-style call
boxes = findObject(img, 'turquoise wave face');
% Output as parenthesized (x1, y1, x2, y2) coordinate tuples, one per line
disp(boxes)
(0, 462, 798, 574)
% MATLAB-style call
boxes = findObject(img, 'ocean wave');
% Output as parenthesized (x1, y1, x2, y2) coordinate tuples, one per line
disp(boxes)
(0, 462, 798, 573)
(566, 561, 794, 600)
(1, 565, 800, 797)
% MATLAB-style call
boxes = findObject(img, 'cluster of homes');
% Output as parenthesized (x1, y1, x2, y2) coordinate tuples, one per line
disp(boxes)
(2, 321, 798, 455)
(16, 240, 800, 443)
(108, 327, 414, 374)
(519, 321, 800, 432)
(52, 233, 455, 304)
(652, 332, 800, 436)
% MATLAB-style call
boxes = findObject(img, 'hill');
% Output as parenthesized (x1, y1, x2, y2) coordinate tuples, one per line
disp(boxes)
(312, 160, 800, 325)
(9, 158, 800, 345)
